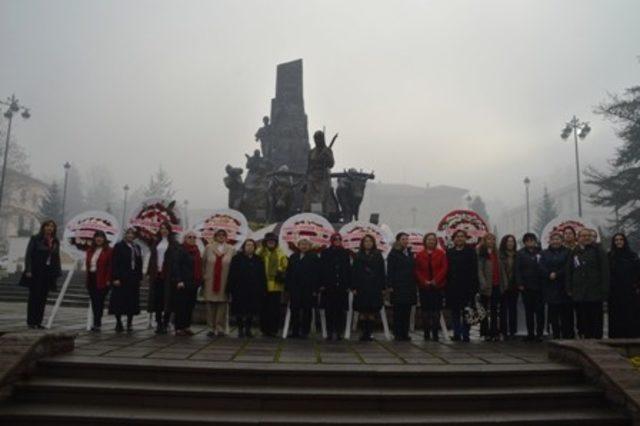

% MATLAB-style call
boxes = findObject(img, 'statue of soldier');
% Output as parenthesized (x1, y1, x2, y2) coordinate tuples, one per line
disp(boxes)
(255, 116, 274, 160)
(223, 164, 244, 210)
(303, 130, 339, 217)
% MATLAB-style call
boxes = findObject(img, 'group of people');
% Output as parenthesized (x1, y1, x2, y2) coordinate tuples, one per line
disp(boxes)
(23, 218, 640, 342)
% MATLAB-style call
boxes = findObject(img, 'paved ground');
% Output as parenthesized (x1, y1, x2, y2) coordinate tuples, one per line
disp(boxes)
(0, 302, 550, 366)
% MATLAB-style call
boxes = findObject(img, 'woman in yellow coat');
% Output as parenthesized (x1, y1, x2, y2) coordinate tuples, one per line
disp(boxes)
(257, 232, 288, 337)
(202, 229, 235, 337)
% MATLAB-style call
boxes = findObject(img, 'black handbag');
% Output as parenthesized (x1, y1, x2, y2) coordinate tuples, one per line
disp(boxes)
(18, 271, 32, 288)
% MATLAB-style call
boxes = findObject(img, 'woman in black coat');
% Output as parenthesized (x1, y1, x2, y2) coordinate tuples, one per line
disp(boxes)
(540, 233, 572, 339)
(446, 230, 479, 342)
(24, 220, 62, 329)
(109, 228, 143, 332)
(285, 238, 321, 339)
(320, 233, 352, 341)
(387, 232, 416, 341)
(228, 239, 267, 338)
(608, 233, 640, 338)
(516, 233, 544, 341)
(352, 235, 387, 341)
(147, 221, 182, 335)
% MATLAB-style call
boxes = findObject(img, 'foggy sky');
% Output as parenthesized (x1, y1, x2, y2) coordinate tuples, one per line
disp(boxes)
(1, 0, 638, 214)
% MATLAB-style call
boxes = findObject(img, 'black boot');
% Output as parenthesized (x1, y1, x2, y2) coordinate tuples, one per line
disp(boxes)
(431, 313, 440, 342)
(365, 320, 374, 341)
(126, 315, 133, 332)
(245, 317, 254, 338)
(422, 313, 431, 341)
(237, 318, 245, 338)
(359, 320, 369, 341)
(115, 316, 124, 333)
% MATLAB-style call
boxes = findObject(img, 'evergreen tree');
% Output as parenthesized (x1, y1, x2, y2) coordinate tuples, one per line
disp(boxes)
(144, 166, 175, 200)
(40, 181, 63, 225)
(586, 82, 640, 247)
(470, 196, 490, 224)
(534, 187, 558, 237)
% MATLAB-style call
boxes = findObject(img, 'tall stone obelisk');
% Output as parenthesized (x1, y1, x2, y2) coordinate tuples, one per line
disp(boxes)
(268, 59, 310, 174)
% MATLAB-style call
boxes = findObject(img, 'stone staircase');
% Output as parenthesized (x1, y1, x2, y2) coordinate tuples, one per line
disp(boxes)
(0, 355, 630, 425)
(0, 271, 149, 309)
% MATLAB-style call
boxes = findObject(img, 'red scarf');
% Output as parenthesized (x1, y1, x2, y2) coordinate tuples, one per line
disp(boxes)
(212, 251, 224, 293)
(490, 250, 500, 286)
(183, 243, 202, 284)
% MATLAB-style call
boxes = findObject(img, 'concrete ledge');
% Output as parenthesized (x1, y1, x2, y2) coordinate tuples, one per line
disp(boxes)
(0, 331, 76, 400)
(548, 339, 640, 425)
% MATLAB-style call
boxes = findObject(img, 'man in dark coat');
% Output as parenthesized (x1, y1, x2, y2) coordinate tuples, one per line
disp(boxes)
(566, 229, 609, 339)
(320, 233, 352, 340)
(516, 233, 544, 341)
(387, 232, 417, 341)
(109, 228, 143, 332)
(285, 239, 321, 338)
(446, 230, 478, 342)
(540, 233, 573, 339)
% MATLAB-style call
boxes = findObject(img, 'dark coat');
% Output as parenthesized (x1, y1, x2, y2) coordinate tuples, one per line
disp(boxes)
(608, 249, 640, 338)
(285, 252, 321, 309)
(147, 240, 185, 313)
(515, 247, 543, 292)
(565, 244, 609, 302)
(539, 246, 571, 304)
(109, 240, 143, 316)
(445, 246, 478, 309)
(386, 247, 417, 306)
(319, 246, 352, 310)
(24, 235, 62, 290)
(227, 253, 267, 316)
(352, 249, 386, 313)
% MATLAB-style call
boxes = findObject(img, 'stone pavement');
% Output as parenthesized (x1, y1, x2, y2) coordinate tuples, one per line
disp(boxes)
(0, 301, 550, 366)
(70, 328, 549, 366)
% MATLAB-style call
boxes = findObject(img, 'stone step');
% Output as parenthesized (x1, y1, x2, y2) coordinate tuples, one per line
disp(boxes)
(38, 356, 586, 388)
(14, 377, 606, 412)
(0, 402, 629, 425)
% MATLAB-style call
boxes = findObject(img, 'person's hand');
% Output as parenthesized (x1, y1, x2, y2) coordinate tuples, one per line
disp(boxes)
(518, 286, 524, 291)
(177, 282, 185, 289)
(351, 289, 358, 296)
(25, 272, 32, 278)
(550, 272, 556, 280)
(319, 286, 326, 292)
(113, 280, 121, 287)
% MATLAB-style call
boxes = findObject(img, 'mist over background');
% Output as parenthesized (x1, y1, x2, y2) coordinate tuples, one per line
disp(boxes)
(1, 0, 639, 226)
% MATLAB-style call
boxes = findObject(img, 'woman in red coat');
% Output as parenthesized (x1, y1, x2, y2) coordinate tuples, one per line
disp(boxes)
(85, 230, 112, 332)
(414, 233, 448, 341)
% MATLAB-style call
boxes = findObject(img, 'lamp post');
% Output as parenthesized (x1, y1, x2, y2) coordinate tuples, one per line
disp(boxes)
(524, 177, 531, 232)
(0, 94, 30, 215)
(61, 162, 71, 225)
(561, 116, 591, 217)
(410, 206, 417, 227)
(183, 199, 189, 229)
(121, 184, 130, 227)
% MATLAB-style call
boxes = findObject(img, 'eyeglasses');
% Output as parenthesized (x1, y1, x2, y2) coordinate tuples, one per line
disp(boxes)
(186, 236, 196, 240)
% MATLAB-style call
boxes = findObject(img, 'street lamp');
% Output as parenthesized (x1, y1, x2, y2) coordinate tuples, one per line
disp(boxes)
(183, 199, 189, 229)
(61, 162, 71, 225)
(524, 177, 531, 233)
(121, 184, 130, 227)
(410, 206, 417, 227)
(561, 115, 591, 217)
(0, 94, 30, 215)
